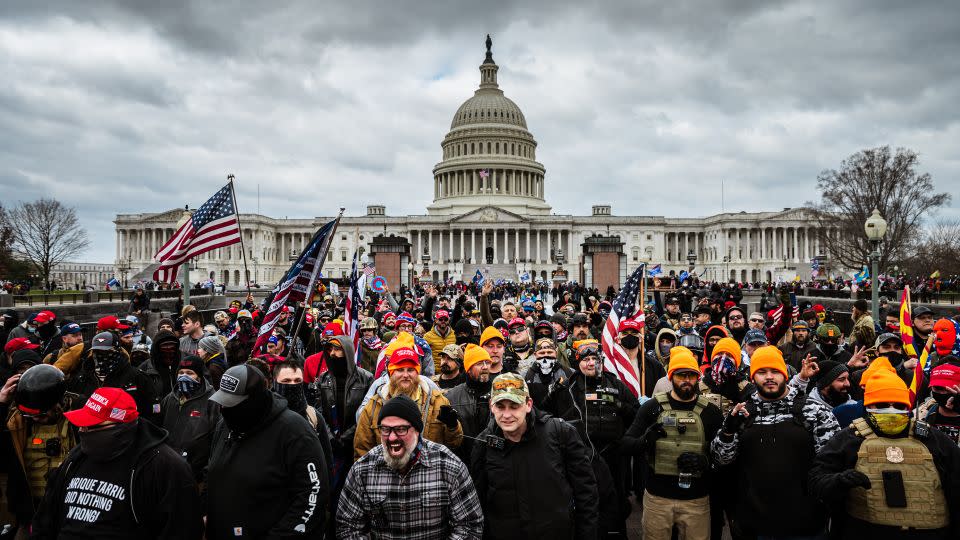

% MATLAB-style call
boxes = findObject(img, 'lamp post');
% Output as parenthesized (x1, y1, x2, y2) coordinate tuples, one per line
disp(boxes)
(686, 250, 697, 273)
(407, 262, 414, 288)
(864, 208, 888, 323)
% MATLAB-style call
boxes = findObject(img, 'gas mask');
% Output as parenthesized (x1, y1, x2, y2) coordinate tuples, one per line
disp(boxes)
(866, 407, 910, 436)
(93, 350, 124, 381)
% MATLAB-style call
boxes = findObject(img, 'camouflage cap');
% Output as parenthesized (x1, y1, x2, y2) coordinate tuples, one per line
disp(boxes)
(440, 344, 463, 361)
(490, 373, 530, 405)
(816, 323, 841, 339)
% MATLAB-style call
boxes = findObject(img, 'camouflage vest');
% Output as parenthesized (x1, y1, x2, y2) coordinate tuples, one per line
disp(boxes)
(699, 380, 747, 416)
(651, 393, 709, 477)
(25, 419, 71, 499)
(845, 418, 948, 529)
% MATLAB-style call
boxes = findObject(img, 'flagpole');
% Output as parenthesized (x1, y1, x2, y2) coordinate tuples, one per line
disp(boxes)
(227, 174, 253, 298)
(291, 208, 345, 342)
(639, 263, 647, 397)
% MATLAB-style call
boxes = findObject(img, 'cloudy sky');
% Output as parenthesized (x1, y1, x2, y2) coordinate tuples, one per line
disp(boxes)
(2, 0, 958, 263)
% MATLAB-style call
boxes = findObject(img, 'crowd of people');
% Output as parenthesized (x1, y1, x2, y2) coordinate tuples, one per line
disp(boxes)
(0, 275, 957, 539)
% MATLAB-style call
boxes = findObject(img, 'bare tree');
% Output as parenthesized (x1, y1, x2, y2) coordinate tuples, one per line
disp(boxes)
(9, 199, 90, 287)
(903, 219, 960, 278)
(0, 203, 14, 276)
(807, 146, 949, 271)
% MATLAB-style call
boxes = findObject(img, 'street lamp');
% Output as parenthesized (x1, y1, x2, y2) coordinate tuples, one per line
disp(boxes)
(864, 208, 888, 322)
(686, 250, 697, 273)
(407, 262, 414, 288)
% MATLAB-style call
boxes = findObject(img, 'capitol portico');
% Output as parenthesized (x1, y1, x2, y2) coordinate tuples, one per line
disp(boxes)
(115, 37, 835, 291)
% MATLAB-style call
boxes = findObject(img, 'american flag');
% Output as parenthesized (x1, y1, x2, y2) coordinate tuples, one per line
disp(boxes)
(601, 263, 646, 397)
(344, 250, 368, 361)
(478, 169, 490, 178)
(253, 218, 337, 354)
(362, 263, 376, 277)
(153, 183, 241, 283)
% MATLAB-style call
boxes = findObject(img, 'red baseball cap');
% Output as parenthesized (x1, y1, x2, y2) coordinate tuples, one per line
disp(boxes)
(34, 311, 56, 325)
(507, 317, 526, 329)
(435, 310, 450, 321)
(323, 322, 344, 337)
(387, 347, 421, 374)
(4, 338, 39, 355)
(64, 387, 139, 427)
(96, 316, 130, 331)
(281, 306, 291, 313)
(930, 364, 960, 389)
(618, 319, 644, 333)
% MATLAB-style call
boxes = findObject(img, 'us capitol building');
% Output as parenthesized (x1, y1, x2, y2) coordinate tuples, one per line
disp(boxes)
(115, 37, 833, 291)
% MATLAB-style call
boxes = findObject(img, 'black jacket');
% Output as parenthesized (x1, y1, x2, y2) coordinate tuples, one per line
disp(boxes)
(159, 381, 221, 481)
(316, 335, 373, 458)
(470, 410, 599, 540)
(808, 424, 960, 540)
(445, 378, 492, 462)
(206, 394, 329, 539)
(65, 350, 160, 425)
(140, 330, 181, 399)
(542, 370, 639, 450)
(31, 420, 202, 539)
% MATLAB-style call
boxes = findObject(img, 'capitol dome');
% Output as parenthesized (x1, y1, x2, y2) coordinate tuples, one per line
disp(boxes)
(427, 36, 551, 216)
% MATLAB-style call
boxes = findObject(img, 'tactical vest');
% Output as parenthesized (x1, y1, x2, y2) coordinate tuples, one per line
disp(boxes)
(845, 418, 948, 529)
(25, 419, 71, 499)
(651, 393, 708, 477)
(699, 380, 747, 416)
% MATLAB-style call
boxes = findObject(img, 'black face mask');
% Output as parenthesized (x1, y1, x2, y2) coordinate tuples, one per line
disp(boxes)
(80, 421, 138, 462)
(37, 323, 57, 340)
(93, 350, 125, 380)
(455, 334, 472, 346)
(884, 352, 905, 366)
(221, 390, 273, 434)
(327, 351, 347, 377)
(620, 335, 640, 350)
(932, 391, 960, 412)
(275, 382, 307, 414)
(819, 343, 839, 357)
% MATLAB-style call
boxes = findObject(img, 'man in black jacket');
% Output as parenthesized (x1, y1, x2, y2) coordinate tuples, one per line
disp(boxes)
(139, 329, 181, 399)
(31, 387, 202, 539)
(445, 343, 493, 463)
(159, 355, 220, 482)
(471, 373, 598, 540)
(207, 364, 329, 539)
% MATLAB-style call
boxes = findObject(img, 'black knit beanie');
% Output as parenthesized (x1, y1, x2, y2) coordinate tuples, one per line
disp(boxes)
(378, 395, 424, 433)
(815, 360, 849, 390)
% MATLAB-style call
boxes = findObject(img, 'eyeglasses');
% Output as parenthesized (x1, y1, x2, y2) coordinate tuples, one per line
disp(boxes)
(377, 424, 412, 437)
(508, 327, 526, 335)
(361, 329, 375, 333)
(749, 319, 764, 324)
(729, 315, 744, 321)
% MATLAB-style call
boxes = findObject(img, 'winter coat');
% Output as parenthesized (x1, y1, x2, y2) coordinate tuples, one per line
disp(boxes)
(542, 370, 639, 448)
(65, 348, 160, 425)
(206, 394, 330, 539)
(470, 409, 599, 540)
(353, 376, 463, 461)
(139, 330, 181, 398)
(423, 325, 457, 372)
(445, 379, 494, 462)
(159, 381, 221, 481)
(31, 420, 202, 540)
(316, 335, 374, 458)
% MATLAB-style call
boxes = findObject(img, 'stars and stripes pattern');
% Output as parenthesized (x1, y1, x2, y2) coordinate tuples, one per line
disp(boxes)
(153, 183, 241, 284)
(253, 219, 337, 354)
(362, 263, 376, 277)
(344, 250, 367, 361)
(601, 263, 646, 397)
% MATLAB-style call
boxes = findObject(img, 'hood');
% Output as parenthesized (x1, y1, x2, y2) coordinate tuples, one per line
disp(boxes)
(131, 417, 170, 460)
(149, 329, 181, 379)
(654, 328, 677, 363)
(702, 325, 731, 364)
(331, 334, 358, 375)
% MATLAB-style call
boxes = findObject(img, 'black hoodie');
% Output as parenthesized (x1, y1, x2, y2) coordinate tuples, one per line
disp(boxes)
(31, 420, 202, 539)
(206, 393, 330, 539)
(140, 330, 181, 398)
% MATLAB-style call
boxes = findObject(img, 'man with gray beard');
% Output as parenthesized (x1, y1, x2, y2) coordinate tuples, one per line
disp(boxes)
(337, 395, 483, 540)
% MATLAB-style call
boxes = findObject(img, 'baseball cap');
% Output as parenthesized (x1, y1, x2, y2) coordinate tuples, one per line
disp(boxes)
(913, 306, 934, 318)
(875, 332, 903, 347)
(742, 329, 768, 346)
(267, 335, 281, 345)
(210, 365, 265, 407)
(34, 311, 56, 325)
(60, 322, 83, 335)
(237, 309, 252, 319)
(64, 387, 139, 427)
(4, 338, 39, 355)
(791, 320, 809, 331)
(507, 317, 526, 329)
(90, 332, 119, 351)
(490, 373, 530, 405)
(434, 310, 450, 321)
(96, 316, 129, 332)
(440, 344, 463, 360)
(618, 319, 644, 333)
(816, 323, 841, 339)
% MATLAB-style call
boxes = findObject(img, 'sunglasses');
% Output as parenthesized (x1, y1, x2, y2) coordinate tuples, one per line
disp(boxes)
(749, 318, 764, 323)
(508, 327, 526, 335)
(729, 315, 744, 321)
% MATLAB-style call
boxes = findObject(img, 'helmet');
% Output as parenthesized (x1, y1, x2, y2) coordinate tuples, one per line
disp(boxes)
(122, 315, 139, 329)
(359, 317, 378, 331)
(15, 364, 66, 415)
(677, 334, 705, 356)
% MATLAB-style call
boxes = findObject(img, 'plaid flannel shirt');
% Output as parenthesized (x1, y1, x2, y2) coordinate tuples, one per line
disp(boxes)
(337, 438, 483, 540)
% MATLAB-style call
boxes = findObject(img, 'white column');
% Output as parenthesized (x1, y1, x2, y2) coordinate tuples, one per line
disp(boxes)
(513, 229, 519, 263)
(460, 229, 465, 262)
(115, 230, 121, 262)
(760, 228, 765, 260)
(792, 228, 798, 262)
(449, 229, 454, 263)
(525, 229, 531, 263)
(804, 228, 810, 260)
(568, 230, 574, 266)
(482, 229, 487, 263)
(536, 230, 542, 264)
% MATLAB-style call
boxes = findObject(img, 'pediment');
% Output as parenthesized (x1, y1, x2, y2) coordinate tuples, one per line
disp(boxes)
(144, 208, 188, 222)
(451, 206, 528, 224)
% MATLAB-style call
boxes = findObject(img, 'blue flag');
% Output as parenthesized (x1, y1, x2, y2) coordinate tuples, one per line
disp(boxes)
(106, 277, 120, 288)
(649, 264, 662, 277)
(678, 270, 690, 283)
(853, 265, 870, 283)
(472, 269, 484, 286)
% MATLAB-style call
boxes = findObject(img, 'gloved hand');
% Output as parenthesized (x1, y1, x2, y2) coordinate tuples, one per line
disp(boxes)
(677, 452, 709, 476)
(836, 469, 871, 490)
(722, 407, 748, 435)
(438, 405, 460, 429)
(639, 423, 667, 449)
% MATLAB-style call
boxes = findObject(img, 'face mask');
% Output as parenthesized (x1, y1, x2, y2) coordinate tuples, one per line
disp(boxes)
(659, 342, 673, 357)
(37, 324, 57, 340)
(620, 335, 640, 350)
(455, 334, 472, 346)
(884, 352, 905, 366)
(80, 421, 138, 462)
(275, 382, 307, 414)
(932, 391, 960, 412)
(866, 407, 910, 436)
(536, 356, 556, 374)
(27, 326, 36, 334)
(819, 343, 838, 357)
(711, 354, 738, 386)
(93, 351, 124, 380)
(177, 374, 201, 396)
(556, 330, 568, 341)
(221, 390, 272, 434)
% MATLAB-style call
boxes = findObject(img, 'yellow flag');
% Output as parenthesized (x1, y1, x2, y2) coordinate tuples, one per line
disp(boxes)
(930, 270, 941, 279)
